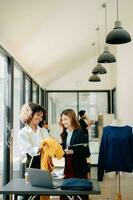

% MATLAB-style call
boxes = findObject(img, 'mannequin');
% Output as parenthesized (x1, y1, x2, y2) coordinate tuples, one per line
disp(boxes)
(98, 120, 133, 200)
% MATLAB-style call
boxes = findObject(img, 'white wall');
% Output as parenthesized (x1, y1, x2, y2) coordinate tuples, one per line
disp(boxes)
(46, 58, 116, 90)
(117, 40, 133, 125)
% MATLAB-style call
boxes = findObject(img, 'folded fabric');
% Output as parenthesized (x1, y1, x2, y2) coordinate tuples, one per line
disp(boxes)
(61, 178, 93, 190)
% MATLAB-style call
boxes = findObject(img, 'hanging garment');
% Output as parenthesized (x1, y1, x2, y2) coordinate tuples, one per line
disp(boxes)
(98, 125, 133, 181)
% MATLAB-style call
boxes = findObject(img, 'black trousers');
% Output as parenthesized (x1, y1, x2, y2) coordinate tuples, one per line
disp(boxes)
(26, 154, 41, 169)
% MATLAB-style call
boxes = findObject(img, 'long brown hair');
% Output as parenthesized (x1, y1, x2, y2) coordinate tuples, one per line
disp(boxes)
(60, 109, 80, 141)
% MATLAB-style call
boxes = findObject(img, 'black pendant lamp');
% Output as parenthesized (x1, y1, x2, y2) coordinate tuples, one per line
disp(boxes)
(89, 74, 101, 82)
(98, 3, 116, 63)
(92, 63, 107, 74)
(98, 46, 116, 63)
(106, 0, 131, 44)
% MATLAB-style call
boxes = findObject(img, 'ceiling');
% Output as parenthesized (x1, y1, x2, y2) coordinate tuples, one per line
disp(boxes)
(0, 0, 133, 88)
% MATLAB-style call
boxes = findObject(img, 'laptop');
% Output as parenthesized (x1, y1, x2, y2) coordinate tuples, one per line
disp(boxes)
(27, 168, 60, 188)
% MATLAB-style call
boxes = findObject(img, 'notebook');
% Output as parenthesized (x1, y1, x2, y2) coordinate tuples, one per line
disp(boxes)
(27, 168, 60, 188)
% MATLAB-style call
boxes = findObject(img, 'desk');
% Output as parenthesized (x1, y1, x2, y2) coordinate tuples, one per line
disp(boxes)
(0, 178, 101, 198)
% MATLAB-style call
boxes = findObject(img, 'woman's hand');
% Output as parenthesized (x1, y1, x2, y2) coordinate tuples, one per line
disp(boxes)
(37, 147, 43, 154)
(64, 149, 74, 155)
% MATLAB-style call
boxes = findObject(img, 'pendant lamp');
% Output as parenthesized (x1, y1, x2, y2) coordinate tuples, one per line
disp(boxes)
(98, 46, 116, 63)
(98, 3, 116, 63)
(92, 29, 107, 74)
(106, 0, 131, 44)
(89, 74, 101, 82)
(92, 63, 107, 74)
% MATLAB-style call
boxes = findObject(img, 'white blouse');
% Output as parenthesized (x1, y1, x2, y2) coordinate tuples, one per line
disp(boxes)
(18, 125, 49, 157)
(66, 129, 73, 148)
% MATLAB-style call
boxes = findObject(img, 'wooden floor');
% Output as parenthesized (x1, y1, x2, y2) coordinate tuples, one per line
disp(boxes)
(89, 167, 133, 200)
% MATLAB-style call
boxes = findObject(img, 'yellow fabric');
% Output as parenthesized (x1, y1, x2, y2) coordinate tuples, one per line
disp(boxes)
(40, 138, 64, 200)
(40, 137, 64, 171)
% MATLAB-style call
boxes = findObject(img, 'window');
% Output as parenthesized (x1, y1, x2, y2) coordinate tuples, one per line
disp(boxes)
(48, 92, 77, 141)
(0, 53, 7, 188)
(39, 88, 44, 106)
(13, 65, 22, 178)
(79, 92, 108, 164)
(25, 76, 31, 103)
(32, 82, 39, 103)
(79, 92, 108, 121)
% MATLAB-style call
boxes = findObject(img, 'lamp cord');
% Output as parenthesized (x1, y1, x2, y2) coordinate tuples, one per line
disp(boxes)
(117, 0, 119, 21)
(105, 2, 107, 38)
(96, 27, 100, 55)
(92, 42, 95, 66)
(102, 2, 107, 45)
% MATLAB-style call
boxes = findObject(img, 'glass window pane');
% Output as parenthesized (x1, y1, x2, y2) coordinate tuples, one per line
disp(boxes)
(0, 53, 7, 189)
(39, 88, 44, 106)
(79, 92, 108, 165)
(13, 66, 22, 178)
(32, 82, 38, 103)
(48, 92, 77, 141)
(79, 92, 108, 120)
(25, 76, 31, 103)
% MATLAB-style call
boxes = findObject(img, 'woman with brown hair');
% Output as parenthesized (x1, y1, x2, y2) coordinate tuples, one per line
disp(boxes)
(60, 109, 91, 200)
